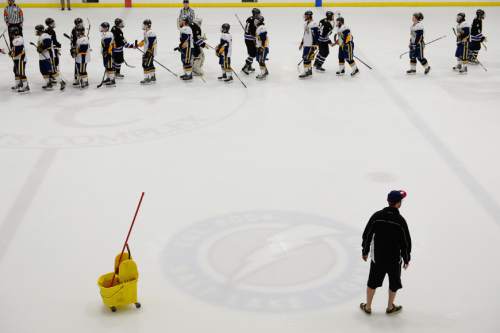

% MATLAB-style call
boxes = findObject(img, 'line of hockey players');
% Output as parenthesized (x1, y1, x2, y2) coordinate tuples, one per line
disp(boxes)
(0, 6, 488, 92)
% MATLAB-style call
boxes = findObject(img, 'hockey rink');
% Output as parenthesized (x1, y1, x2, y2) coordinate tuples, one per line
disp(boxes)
(1, 6, 500, 333)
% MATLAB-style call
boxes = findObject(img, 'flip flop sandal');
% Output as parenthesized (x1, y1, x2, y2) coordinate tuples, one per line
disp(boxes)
(386, 304, 403, 314)
(360, 303, 372, 314)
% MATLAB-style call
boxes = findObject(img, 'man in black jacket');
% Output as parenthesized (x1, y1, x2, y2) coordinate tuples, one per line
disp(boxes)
(360, 190, 412, 315)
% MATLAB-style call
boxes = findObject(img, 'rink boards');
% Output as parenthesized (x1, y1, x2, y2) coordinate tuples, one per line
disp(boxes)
(16, 1, 500, 9)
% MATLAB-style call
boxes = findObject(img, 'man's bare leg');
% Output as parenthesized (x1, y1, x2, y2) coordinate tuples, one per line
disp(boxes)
(388, 290, 397, 309)
(366, 287, 376, 310)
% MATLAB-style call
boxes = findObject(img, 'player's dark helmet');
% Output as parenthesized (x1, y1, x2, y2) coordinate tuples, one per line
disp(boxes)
(252, 8, 261, 17)
(221, 23, 230, 33)
(45, 17, 55, 28)
(304, 10, 313, 17)
(74, 17, 83, 26)
(336, 16, 345, 25)
(326, 11, 334, 20)
(413, 12, 424, 21)
(35, 24, 45, 34)
(456, 12, 466, 22)
(10, 26, 20, 36)
(143, 19, 152, 28)
(100, 22, 110, 32)
(115, 18, 124, 28)
(476, 9, 485, 19)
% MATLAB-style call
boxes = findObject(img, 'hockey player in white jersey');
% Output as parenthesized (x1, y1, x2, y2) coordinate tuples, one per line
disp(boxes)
(35, 24, 65, 90)
(334, 16, 359, 77)
(298, 10, 319, 79)
(453, 12, 470, 74)
(75, 25, 90, 88)
(407, 12, 430, 75)
(255, 16, 269, 80)
(9, 26, 29, 92)
(100, 22, 115, 86)
(127, 19, 157, 84)
(176, 16, 194, 81)
(216, 23, 233, 83)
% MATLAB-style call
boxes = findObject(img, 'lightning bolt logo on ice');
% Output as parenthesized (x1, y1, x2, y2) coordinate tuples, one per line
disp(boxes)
(163, 211, 365, 312)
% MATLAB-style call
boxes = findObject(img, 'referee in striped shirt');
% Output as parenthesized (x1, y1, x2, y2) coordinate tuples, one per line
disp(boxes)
(4, 0, 23, 46)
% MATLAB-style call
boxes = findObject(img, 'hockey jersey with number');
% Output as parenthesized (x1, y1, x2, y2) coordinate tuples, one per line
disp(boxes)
(101, 31, 114, 56)
(218, 32, 232, 57)
(470, 18, 484, 42)
(11, 35, 25, 60)
(318, 18, 333, 43)
(37, 32, 53, 60)
(410, 22, 424, 45)
(336, 25, 353, 46)
(256, 25, 268, 48)
(302, 21, 319, 47)
(138, 30, 157, 56)
(76, 35, 90, 63)
(456, 21, 470, 43)
(179, 25, 194, 49)
(244, 16, 258, 41)
(111, 26, 126, 51)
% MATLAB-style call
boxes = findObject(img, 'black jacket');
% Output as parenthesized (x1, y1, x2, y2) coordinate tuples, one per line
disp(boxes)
(45, 27, 61, 49)
(362, 207, 412, 265)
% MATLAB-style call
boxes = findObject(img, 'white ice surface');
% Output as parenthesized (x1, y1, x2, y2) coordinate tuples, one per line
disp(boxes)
(1, 7, 500, 333)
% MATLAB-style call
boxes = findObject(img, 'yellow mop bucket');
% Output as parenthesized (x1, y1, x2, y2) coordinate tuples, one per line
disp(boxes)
(97, 250, 141, 312)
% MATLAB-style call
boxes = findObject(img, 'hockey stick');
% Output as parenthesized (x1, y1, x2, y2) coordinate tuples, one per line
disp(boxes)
(2, 33, 11, 53)
(135, 48, 178, 77)
(354, 55, 372, 70)
(96, 70, 107, 88)
(123, 59, 136, 68)
(109, 192, 145, 287)
(30, 42, 67, 85)
(63, 33, 71, 40)
(481, 42, 487, 51)
(476, 60, 488, 72)
(399, 35, 447, 59)
(234, 14, 245, 31)
(451, 28, 485, 71)
(230, 68, 247, 88)
(86, 18, 91, 39)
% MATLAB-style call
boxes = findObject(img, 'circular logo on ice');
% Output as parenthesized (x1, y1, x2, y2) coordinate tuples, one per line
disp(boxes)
(163, 211, 365, 312)
(0, 87, 246, 149)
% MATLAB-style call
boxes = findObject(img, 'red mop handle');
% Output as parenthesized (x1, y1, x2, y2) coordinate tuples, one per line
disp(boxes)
(110, 192, 145, 286)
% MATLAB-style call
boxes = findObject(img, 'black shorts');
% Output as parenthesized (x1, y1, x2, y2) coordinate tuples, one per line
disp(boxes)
(367, 261, 402, 292)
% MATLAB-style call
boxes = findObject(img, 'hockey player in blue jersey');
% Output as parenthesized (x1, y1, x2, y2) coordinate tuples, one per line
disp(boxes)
(35, 24, 65, 90)
(313, 11, 334, 72)
(9, 26, 29, 92)
(298, 10, 319, 79)
(216, 23, 233, 83)
(176, 16, 194, 81)
(407, 12, 430, 75)
(334, 16, 359, 77)
(453, 12, 470, 74)
(100, 22, 115, 86)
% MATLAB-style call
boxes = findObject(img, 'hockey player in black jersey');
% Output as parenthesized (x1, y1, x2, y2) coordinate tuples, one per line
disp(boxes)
(313, 11, 334, 72)
(189, 18, 207, 76)
(242, 8, 262, 75)
(71, 17, 84, 86)
(468, 9, 486, 64)
(111, 18, 127, 79)
(44, 17, 61, 83)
